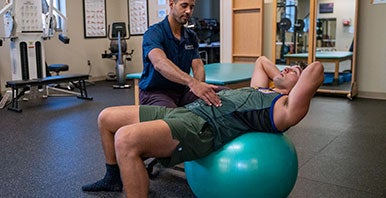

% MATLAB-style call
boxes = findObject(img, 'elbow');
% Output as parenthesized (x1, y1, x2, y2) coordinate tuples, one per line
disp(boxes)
(305, 61, 325, 87)
(256, 56, 268, 61)
(153, 64, 162, 72)
(255, 56, 269, 66)
(314, 61, 324, 72)
(314, 62, 325, 86)
(152, 59, 168, 73)
(308, 61, 324, 74)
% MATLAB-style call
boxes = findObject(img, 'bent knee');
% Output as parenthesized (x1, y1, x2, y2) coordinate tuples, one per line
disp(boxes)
(114, 128, 142, 157)
(256, 56, 268, 63)
(98, 107, 115, 126)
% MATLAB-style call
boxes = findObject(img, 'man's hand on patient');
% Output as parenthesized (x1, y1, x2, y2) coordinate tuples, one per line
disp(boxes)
(189, 80, 222, 107)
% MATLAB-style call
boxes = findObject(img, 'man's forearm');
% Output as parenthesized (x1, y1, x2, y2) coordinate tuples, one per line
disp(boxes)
(191, 59, 205, 82)
(149, 48, 197, 87)
(155, 58, 197, 87)
(260, 56, 280, 80)
(250, 56, 280, 88)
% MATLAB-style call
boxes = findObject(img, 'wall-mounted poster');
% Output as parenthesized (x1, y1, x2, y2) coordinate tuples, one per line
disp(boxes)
(319, 3, 334, 14)
(83, 0, 107, 38)
(128, 0, 149, 36)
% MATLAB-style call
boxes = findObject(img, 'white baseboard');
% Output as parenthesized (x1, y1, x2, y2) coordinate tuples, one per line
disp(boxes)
(358, 91, 386, 100)
(89, 75, 106, 82)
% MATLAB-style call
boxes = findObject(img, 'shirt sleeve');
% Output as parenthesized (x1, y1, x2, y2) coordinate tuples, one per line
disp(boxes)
(142, 27, 165, 60)
(192, 32, 201, 60)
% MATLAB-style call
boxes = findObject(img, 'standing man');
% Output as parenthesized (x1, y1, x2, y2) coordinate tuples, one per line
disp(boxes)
(139, 0, 221, 108)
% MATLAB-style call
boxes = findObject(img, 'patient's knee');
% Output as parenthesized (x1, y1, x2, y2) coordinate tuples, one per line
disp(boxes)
(114, 128, 141, 158)
(98, 107, 116, 127)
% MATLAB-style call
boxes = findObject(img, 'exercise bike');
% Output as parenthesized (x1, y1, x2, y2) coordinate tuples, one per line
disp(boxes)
(102, 22, 134, 89)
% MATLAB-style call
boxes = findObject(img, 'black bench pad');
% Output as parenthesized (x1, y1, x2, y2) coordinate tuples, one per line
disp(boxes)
(5, 74, 92, 112)
(6, 74, 89, 88)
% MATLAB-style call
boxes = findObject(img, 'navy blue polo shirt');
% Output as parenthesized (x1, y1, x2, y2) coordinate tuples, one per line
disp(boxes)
(140, 16, 200, 91)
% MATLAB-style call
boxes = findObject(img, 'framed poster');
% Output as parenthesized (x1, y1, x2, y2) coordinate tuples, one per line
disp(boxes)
(319, 3, 334, 14)
(83, 0, 107, 38)
(128, 0, 149, 36)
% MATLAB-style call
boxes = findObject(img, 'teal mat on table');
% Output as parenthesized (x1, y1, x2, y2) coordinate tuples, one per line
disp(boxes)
(127, 63, 287, 85)
(284, 51, 353, 59)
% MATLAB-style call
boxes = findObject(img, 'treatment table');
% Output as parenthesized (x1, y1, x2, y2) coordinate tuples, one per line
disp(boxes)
(127, 63, 287, 105)
(127, 63, 254, 105)
(126, 63, 285, 105)
(284, 51, 353, 85)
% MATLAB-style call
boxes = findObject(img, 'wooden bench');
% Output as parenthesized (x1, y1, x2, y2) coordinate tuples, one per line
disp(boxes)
(5, 74, 93, 112)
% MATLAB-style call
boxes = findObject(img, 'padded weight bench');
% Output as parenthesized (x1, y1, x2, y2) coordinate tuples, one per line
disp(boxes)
(46, 63, 77, 91)
(5, 74, 93, 112)
(47, 63, 69, 75)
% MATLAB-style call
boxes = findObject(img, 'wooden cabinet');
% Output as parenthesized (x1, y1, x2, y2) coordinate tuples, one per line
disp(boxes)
(232, 0, 264, 62)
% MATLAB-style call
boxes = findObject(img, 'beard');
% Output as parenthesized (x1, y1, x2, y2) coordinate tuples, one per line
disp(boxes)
(272, 75, 283, 86)
(273, 76, 297, 91)
(179, 14, 190, 24)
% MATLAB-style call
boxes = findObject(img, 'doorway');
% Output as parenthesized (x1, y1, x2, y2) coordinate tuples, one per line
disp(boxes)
(190, 0, 220, 64)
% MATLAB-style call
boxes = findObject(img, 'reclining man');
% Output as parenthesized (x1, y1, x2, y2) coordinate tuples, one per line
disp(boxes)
(82, 56, 324, 197)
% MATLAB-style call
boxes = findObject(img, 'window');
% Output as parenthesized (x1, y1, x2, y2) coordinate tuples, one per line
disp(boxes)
(42, 0, 67, 31)
(285, 0, 296, 33)
(53, 0, 67, 30)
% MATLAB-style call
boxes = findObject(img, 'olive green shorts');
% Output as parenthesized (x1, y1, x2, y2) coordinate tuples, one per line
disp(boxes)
(139, 105, 214, 167)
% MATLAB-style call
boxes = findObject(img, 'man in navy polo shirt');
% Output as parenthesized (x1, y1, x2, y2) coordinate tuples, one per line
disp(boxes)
(139, 0, 222, 108)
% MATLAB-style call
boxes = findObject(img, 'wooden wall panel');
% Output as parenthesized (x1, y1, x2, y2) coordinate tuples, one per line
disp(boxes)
(233, 0, 263, 10)
(233, 11, 262, 57)
(232, 0, 263, 63)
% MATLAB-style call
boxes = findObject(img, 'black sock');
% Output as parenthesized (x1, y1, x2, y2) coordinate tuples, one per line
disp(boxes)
(82, 164, 123, 192)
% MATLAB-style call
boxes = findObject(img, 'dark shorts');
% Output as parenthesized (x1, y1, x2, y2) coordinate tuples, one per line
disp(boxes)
(139, 89, 198, 108)
(139, 105, 214, 167)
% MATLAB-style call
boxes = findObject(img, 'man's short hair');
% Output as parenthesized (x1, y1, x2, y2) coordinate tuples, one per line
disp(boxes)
(293, 61, 308, 70)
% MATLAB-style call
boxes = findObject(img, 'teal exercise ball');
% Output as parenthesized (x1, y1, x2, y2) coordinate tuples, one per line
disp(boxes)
(185, 132, 298, 198)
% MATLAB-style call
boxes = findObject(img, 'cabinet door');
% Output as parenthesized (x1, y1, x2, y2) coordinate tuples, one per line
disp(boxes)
(232, 0, 264, 63)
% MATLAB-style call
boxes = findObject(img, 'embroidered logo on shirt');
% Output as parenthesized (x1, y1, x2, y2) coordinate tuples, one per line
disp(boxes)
(185, 44, 194, 50)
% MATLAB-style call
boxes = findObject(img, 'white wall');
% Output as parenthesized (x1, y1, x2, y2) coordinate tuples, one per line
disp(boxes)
(356, 1, 386, 99)
(220, 1, 232, 63)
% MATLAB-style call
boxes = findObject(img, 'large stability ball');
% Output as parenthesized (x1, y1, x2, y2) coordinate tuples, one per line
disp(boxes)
(185, 132, 298, 198)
